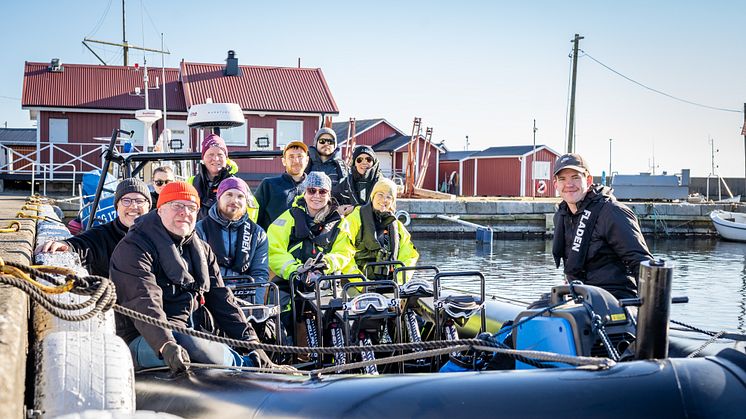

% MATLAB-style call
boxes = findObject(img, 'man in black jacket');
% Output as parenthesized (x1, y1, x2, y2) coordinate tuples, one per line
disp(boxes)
(306, 127, 347, 187)
(110, 181, 283, 373)
(35, 178, 151, 277)
(551, 153, 653, 300)
(255, 141, 308, 230)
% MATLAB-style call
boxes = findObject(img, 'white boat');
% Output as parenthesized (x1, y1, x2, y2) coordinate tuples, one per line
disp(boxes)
(710, 210, 746, 241)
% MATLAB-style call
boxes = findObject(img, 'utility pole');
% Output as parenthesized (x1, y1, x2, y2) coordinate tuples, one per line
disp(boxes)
(567, 33, 584, 153)
(122, 0, 128, 66)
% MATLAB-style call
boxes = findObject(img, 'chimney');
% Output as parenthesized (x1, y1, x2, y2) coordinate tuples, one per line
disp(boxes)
(48, 58, 63, 72)
(224, 50, 241, 76)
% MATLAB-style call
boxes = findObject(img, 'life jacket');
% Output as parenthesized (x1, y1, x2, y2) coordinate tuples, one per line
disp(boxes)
(355, 202, 399, 279)
(288, 201, 343, 263)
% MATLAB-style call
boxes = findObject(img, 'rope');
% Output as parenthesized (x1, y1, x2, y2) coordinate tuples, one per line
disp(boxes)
(0, 221, 21, 233)
(16, 212, 66, 225)
(686, 331, 727, 358)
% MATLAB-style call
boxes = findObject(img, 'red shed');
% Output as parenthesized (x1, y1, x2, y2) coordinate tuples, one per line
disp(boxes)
(438, 151, 476, 195)
(459, 145, 561, 197)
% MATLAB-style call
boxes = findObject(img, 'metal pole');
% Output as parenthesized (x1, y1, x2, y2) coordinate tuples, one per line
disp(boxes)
(532, 119, 537, 198)
(635, 259, 674, 360)
(87, 129, 130, 230)
(567, 34, 584, 153)
(608, 138, 612, 184)
(122, 0, 128, 66)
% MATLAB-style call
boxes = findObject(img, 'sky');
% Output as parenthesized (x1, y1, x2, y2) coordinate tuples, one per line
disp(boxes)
(2, 1, 746, 177)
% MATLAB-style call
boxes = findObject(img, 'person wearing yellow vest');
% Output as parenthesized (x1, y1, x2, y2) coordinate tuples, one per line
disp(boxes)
(346, 177, 419, 283)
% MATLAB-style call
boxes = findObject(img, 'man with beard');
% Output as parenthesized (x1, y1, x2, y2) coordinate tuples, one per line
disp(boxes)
(551, 153, 653, 300)
(110, 181, 285, 373)
(255, 141, 309, 231)
(305, 127, 347, 187)
(35, 178, 151, 277)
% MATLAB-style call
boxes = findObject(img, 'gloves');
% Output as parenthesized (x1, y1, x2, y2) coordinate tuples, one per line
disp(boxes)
(248, 349, 297, 372)
(161, 341, 190, 373)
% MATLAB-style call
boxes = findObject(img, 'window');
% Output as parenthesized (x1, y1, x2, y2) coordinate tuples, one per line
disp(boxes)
(48, 118, 68, 144)
(276, 120, 303, 149)
(533, 161, 551, 180)
(218, 122, 248, 147)
(120, 119, 144, 149)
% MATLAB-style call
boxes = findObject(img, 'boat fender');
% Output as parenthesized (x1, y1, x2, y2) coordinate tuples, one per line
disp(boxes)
(395, 210, 410, 227)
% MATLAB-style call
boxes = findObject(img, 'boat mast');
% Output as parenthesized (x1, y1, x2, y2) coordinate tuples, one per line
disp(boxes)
(122, 0, 128, 66)
(567, 34, 584, 154)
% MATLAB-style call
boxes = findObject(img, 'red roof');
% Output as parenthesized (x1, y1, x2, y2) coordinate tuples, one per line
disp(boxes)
(181, 62, 338, 114)
(22, 62, 187, 111)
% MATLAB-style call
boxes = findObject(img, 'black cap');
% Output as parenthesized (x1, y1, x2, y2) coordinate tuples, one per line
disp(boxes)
(553, 153, 590, 176)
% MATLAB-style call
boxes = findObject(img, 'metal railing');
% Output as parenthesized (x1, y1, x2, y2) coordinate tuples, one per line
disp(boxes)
(0, 142, 106, 178)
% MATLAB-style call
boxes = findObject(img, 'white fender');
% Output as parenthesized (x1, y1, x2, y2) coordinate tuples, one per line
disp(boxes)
(35, 331, 135, 418)
(395, 210, 411, 227)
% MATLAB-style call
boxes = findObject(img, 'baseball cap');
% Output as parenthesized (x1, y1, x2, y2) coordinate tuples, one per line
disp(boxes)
(283, 141, 308, 155)
(553, 153, 590, 176)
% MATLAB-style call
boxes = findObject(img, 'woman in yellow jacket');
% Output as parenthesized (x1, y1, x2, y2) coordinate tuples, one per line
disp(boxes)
(267, 171, 356, 283)
(346, 178, 419, 283)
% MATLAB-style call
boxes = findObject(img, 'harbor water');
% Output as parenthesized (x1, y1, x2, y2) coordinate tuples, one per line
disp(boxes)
(415, 237, 746, 334)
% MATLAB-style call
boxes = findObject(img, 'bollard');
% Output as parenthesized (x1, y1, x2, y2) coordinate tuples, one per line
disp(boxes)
(635, 259, 674, 360)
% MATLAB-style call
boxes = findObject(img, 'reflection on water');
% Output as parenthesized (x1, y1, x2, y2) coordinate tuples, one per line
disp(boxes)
(415, 237, 746, 333)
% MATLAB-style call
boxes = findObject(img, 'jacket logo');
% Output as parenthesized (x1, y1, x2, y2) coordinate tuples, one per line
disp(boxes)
(572, 210, 592, 252)
(240, 227, 252, 272)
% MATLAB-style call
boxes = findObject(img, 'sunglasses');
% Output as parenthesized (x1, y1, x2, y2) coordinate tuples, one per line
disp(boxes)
(317, 138, 336, 145)
(153, 179, 173, 186)
(306, 187, 329, 196)
(356, 156, 373, 164)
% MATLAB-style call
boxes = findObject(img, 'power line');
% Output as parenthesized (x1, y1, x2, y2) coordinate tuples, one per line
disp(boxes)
(0, 95, 20, 101)
(581, 50, 743, 114)
(86, 0, 114, 39)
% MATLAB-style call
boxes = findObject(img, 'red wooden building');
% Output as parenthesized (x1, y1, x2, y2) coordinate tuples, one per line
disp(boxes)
(442, 145, 561, 197)
(332, 118, 444, 190)
(18, 55, 338, 183)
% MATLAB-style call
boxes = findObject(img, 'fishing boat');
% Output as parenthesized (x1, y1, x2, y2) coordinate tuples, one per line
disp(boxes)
(710, 210, 746, 241)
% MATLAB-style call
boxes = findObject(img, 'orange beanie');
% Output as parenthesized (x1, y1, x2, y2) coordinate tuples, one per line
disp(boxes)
(157, 181, 201, 208)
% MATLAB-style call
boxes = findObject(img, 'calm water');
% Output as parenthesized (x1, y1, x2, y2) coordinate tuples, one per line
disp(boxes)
(414, 238, 746, 334)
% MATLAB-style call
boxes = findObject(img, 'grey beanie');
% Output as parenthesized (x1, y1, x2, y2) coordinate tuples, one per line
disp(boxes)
(114, 178, 152, 207)
(303, 171, 332, 191)
(313, 127, 337, 144)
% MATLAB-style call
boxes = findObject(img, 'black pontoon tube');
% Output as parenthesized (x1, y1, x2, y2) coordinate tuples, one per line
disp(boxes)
(636, 259, 674, 360)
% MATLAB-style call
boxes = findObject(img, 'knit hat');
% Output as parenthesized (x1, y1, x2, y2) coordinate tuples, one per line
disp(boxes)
(352, 145, 377, 163)
(201, 134, 228, 160)
(370, 178, 398, 208)
(313, 127, 337, 144)
(217, 177, 250, 200)
(157, 181, 201, 209)
(303, 171, 332, 192)
(114, 178, 152, 207)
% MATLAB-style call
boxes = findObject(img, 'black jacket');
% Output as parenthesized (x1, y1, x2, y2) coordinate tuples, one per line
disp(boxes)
(191, 163, 235, 220)
(254, 173, 305, 231)
(306, 146, 348, 186)
(333, 167, 382, 206)
(64, 218, 128, 277)
(110, 211, 258, 353)
(552, 185, 653, 300)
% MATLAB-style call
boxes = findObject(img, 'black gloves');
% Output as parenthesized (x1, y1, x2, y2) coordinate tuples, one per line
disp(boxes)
(161, 341, 190, 373)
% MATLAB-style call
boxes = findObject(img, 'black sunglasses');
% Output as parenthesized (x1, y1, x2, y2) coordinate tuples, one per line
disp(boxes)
(317, 138, 335, 145)
(356, 156, 373, 164)
(153, 180, 172, 186)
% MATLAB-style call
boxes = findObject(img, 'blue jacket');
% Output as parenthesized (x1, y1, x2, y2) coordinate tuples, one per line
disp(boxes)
(196, 205, 270, 300)
(255, 173, 305, 231)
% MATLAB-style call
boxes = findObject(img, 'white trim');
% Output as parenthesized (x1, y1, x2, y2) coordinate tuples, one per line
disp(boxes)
(244, 110, 329, 117)
(458, 160, 463, 196)
(435, 152, 440, 190)
(519, 156, 526, 197)
(473, 158, 478, 196)
(23, 106, 189, 116)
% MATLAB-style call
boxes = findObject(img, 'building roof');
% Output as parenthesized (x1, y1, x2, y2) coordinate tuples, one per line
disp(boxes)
(372, 134, 411, 152)
(181, 62, 338, 114)
(331, 118, 405, 143)
(22, 62, 187, 111)
(441, 150, 476, 161)
(0, 128, 36, 144)
(468, 145, 557, 158)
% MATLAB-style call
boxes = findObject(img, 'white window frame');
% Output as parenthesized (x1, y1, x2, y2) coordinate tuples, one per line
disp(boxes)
(120, 119, 145, 149)
(276, 120, 304, 149)
(218, 121, 248, 147)
(48, 118, 69, 144)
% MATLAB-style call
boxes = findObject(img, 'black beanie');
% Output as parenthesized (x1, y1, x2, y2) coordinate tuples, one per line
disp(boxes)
(352, 145, 377, 163)
(114, 178, 152, 207)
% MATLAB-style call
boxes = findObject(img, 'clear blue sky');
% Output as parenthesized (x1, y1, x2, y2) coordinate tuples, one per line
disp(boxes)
(2, 1, 745, 177)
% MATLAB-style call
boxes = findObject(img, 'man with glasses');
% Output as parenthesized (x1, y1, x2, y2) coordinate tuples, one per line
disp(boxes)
(190, 134, 239, 220)
(150, 165, 175, 209)
(255, 141, 309, 231)
(306, 127, 347, 187)
(551, 153, 653, 300)
(35, 178, 151, 277)
(111, 181, 285, 373)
